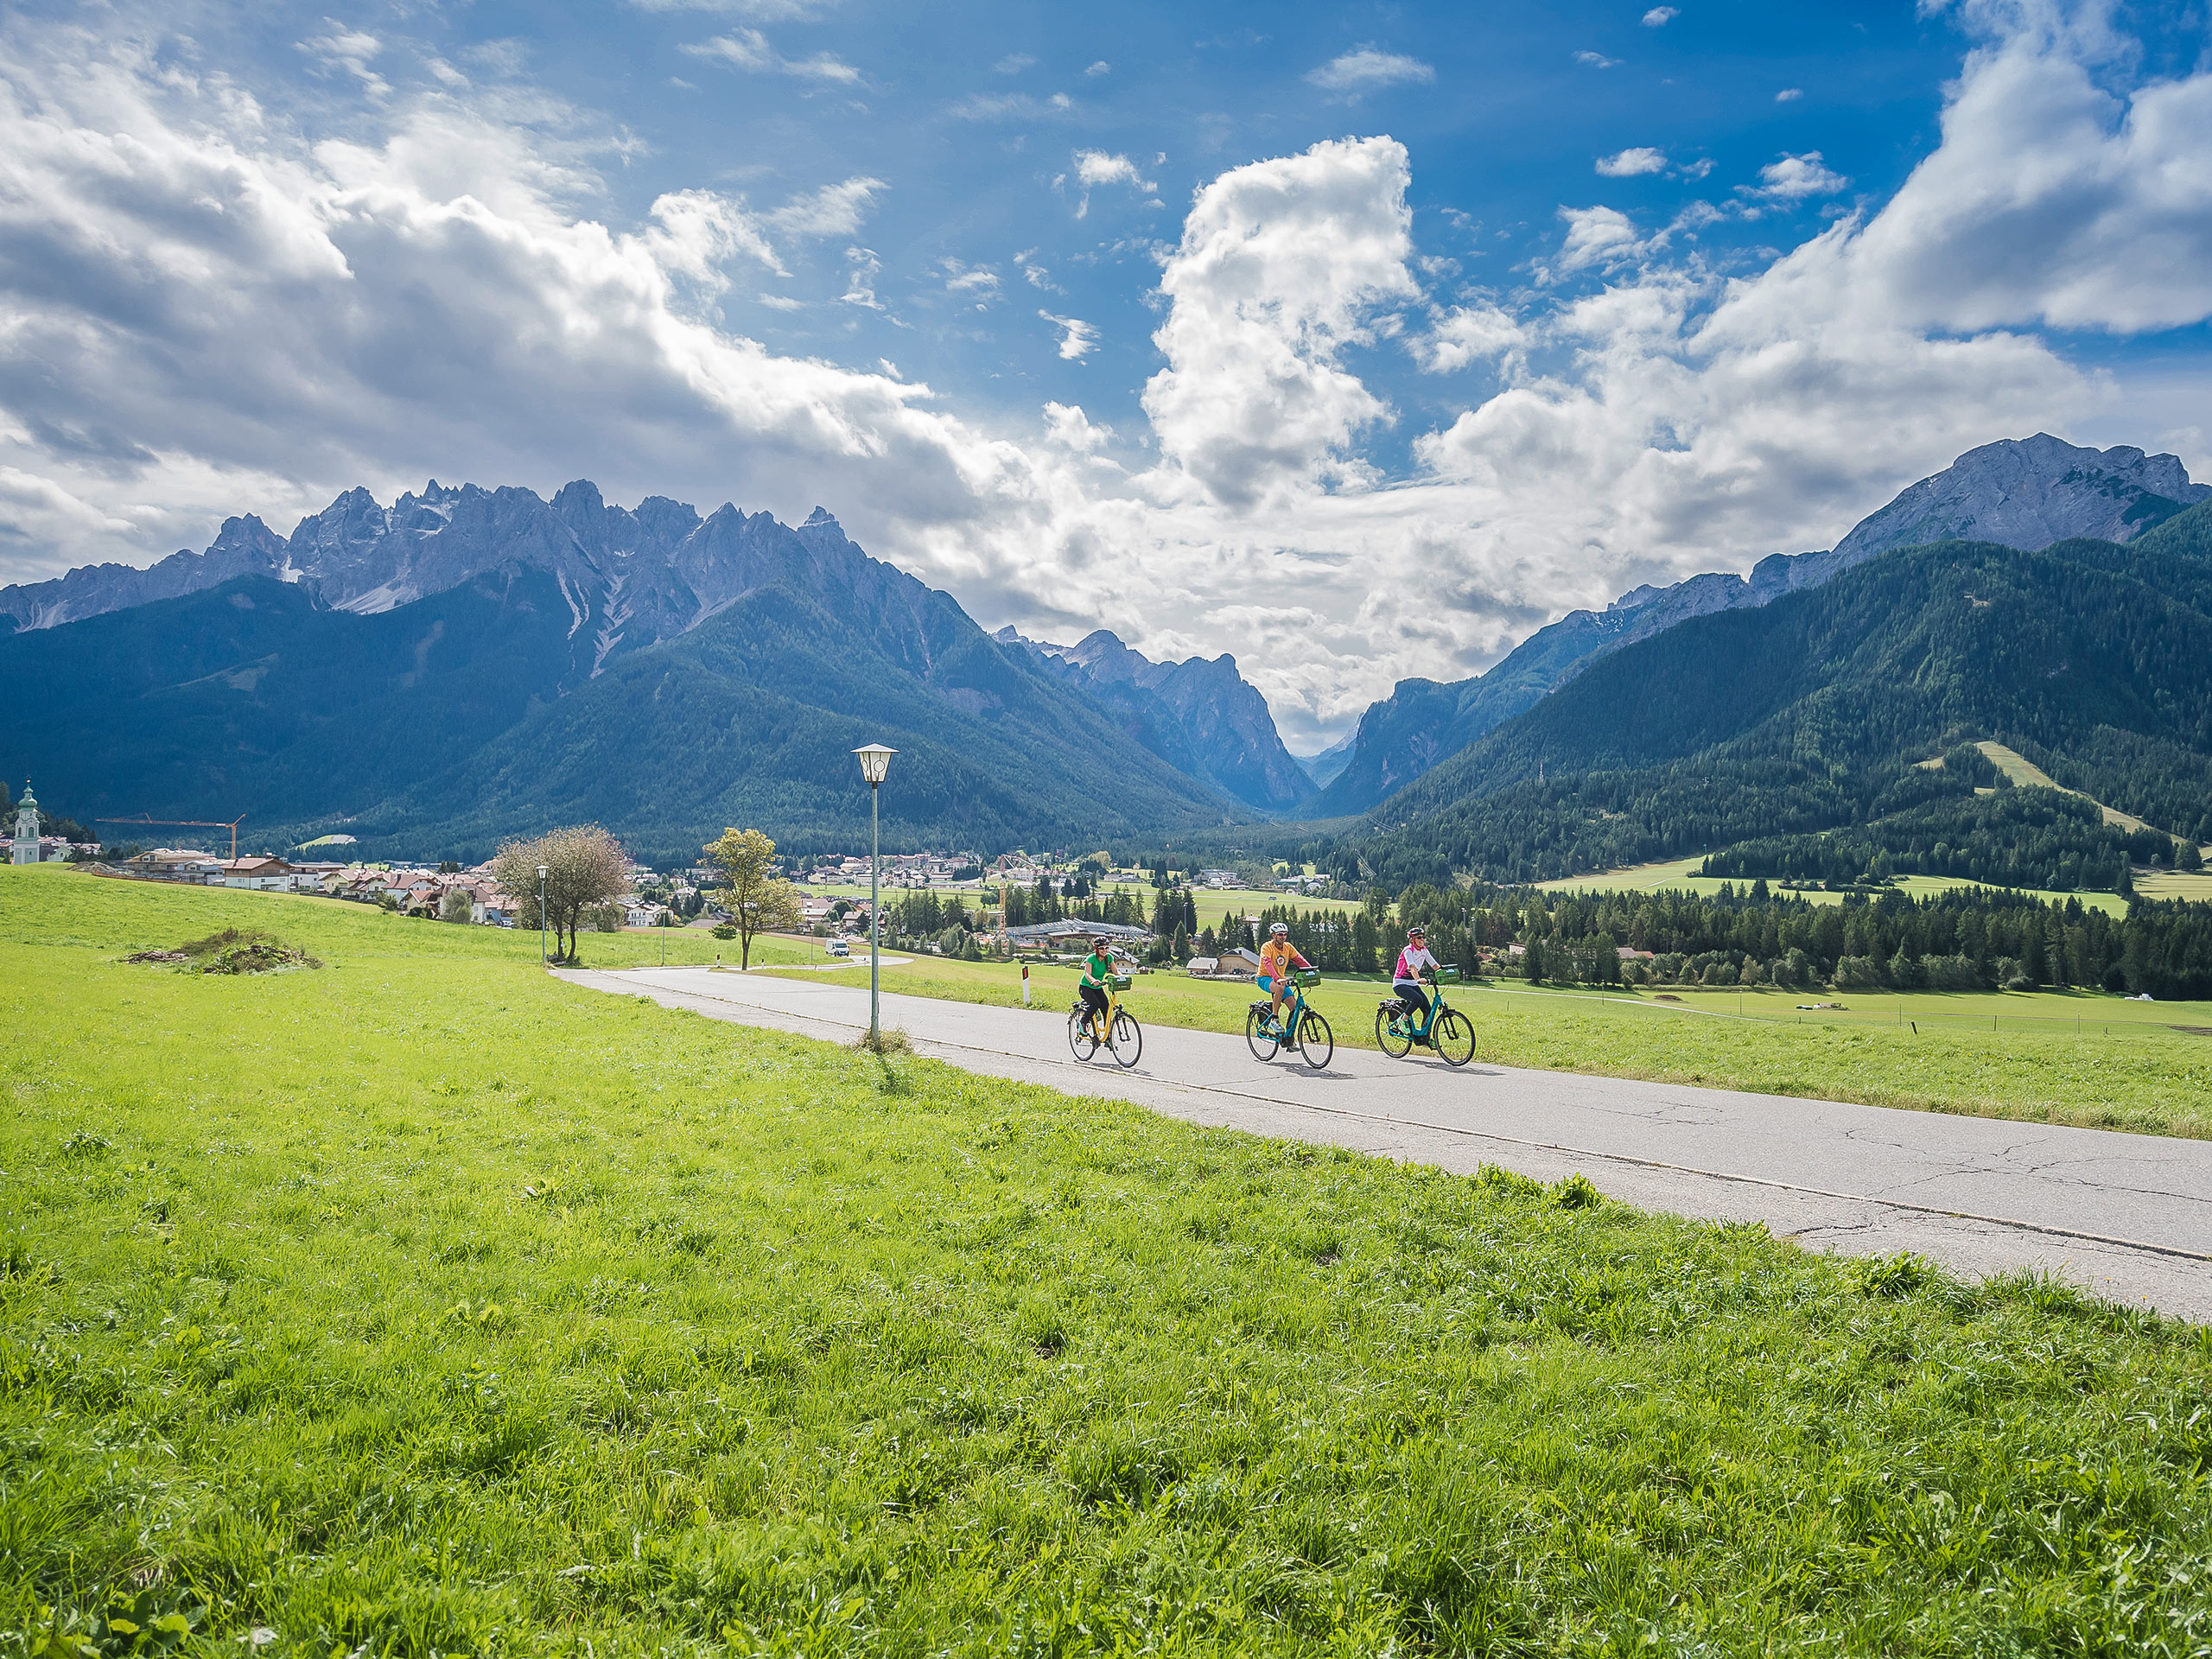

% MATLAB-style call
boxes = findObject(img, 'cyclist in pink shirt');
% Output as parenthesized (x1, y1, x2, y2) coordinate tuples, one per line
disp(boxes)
(1393, 925, 1441, 1041)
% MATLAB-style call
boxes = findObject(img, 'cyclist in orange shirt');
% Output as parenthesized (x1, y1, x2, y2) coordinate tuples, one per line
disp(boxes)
(1255, 920, 1312, 1036)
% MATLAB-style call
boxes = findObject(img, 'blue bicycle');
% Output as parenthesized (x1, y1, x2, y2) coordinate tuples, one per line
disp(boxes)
(1376, 968, 1476, 1066)
(1247, 969, 1334, 1069)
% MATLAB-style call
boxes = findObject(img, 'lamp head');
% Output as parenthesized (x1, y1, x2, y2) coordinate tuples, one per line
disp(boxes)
(537, 864, 547, 878)
(852, 742, 897, 785)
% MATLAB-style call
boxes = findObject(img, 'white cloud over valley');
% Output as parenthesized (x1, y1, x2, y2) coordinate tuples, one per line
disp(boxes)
(1, 3, 2210, 748)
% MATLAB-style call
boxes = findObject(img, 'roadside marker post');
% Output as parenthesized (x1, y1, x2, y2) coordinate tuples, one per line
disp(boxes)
(1022, 961, 1030, 1006)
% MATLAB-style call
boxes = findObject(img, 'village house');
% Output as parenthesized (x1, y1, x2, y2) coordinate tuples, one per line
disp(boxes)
(1184, 946, 1261, 979)
(216, 855, 296, 892)
(125, 849, 225, 883)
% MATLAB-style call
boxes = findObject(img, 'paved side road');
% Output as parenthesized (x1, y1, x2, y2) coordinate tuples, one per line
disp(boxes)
(560, 966, 2212, 1322)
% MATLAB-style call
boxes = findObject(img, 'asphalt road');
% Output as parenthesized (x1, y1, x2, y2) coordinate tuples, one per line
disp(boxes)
(560, 965, 2212, 1322)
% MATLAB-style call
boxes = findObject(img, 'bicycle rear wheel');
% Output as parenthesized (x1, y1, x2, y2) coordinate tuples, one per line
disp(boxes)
(1297, 1010, 1333, 1070)
(1109, 1009, 1143, 1068)
(1433, 1009, 1476, 1068)
(1245, 1005, 1281, 1061)
(1375, 1006, 1413, 1058)
(1068, 1007, 1100, 1063)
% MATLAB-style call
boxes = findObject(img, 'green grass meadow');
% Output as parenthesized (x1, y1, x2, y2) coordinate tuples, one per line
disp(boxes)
(6, 866, 2212, 1656)
(1533, 854, 2145, 915)
(774, 952, 2212, 1140)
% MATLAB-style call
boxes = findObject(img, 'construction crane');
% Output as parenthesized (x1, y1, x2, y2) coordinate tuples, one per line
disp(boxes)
(96, 814, 247, 861)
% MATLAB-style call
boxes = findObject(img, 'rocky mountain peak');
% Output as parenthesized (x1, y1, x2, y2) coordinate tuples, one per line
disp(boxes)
(998, 626, 1313, 813)
(1828, 433, 2208, 565)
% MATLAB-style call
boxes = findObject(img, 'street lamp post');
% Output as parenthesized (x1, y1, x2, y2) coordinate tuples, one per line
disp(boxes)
(537, 864, 549, 966)
(853, 744, 898, 1046)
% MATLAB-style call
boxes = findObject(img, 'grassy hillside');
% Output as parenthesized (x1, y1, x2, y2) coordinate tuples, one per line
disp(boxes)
(6, 866, 2212, 1654)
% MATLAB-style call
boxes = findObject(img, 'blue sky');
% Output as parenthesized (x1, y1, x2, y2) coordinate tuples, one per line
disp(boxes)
(339, 0, 1978, 446)
(3, 0, 2210, 745)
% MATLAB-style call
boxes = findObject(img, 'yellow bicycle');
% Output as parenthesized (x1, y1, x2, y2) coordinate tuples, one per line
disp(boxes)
(1070, 971, 1142, 1067)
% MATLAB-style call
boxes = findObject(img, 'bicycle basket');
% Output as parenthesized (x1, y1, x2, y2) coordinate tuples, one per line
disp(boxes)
(1293, 969, 1321, 987)
(1109, 974, 1132, 990)
(1436, 967, 1462, 982)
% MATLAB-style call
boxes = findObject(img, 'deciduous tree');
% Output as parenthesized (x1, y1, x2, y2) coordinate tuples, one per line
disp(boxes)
(702, 827, 802, 970)
(493, 825, 627, 963)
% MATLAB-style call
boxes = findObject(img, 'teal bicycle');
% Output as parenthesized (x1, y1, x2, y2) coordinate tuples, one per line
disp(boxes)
(1247, 969, 1334, 1069)
(1376, 968, 1476, 1066)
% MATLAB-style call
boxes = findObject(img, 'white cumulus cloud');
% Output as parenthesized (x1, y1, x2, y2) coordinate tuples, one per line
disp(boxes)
(764, 175, 886, 238)
(1597, 147, 1669, 177)
(1043, 401, 1113, 452)
(1305, 47, 1434, 92)
(299, 22, 390, 99)
(1420, 305, 1527, 374)
(1749, 150, 1848, 200)
(1554, 205, 1654, 271)
(1642, 7, 1678, 24)
(1141, 136, 1419, 507)
(1070, 149, 1157, 217)
(3, 3, 2212, 752)
(682, 29, 860, 83)
(1038, 311, 1098, 360)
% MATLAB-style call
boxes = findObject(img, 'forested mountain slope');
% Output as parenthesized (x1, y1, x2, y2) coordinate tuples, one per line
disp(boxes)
(2, 479, 1332, 837)
(385, 569, 1246, 861)
(1310, 435, 2209, 818)
(1357, 502, 2212, 887)
(0, 547, 1240, 865)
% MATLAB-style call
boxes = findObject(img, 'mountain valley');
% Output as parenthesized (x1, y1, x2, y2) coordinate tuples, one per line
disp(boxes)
(4, 434, 2211, 893)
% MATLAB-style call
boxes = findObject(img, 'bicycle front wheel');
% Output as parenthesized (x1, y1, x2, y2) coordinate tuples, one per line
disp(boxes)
(1375, 1007, 1413, 1058)
(1245, 1006, 1281, 1061)
(1069, 1007, 1100, 1063)
(1433, 1009, 1476, 1068)
(1297, 1010, 1333, 1070)
(1109, 1009, 1143, 1069)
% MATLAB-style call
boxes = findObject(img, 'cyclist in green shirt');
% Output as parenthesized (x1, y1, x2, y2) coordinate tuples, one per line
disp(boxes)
(1077, 938, 1116, 1033)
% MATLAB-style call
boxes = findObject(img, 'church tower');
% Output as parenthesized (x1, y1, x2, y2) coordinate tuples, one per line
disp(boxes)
(11, 782, 38, 865)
